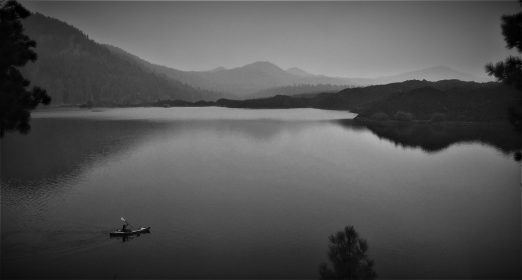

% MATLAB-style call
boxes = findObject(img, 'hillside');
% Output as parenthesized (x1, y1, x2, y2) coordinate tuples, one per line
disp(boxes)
(285, 67, 314, 77)
(125, 58, 485, 99)
(21, 13, 217, 105)
(153, 79, 520, 123)
(253, 84, 350, 99)
(355, 82, 517, 122)
(102, 54, 361, 98)
(18, 12, 495, 105)
(371, 66, 485, 84)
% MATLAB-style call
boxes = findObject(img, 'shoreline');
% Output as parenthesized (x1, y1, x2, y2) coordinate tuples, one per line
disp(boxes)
(33, 105, 516, 127)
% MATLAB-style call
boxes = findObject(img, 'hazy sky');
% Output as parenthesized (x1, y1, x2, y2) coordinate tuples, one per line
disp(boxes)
(22, 1, 520, 79)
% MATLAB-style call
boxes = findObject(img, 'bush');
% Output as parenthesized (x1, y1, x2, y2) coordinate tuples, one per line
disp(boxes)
(370, 112, 389, 121)
(319, 226, 377, 280)
(393, 111, 414, 121)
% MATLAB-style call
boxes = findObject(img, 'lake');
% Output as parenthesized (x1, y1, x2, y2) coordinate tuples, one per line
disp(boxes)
(1, 107, 520, 278)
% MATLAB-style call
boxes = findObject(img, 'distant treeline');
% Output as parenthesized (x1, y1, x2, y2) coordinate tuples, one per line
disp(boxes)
(151, 79, 520, 123)
(253, 84, 351, 98)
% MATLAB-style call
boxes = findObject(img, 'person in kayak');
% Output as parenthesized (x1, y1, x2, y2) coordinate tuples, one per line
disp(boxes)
(121, 223, 130, 232)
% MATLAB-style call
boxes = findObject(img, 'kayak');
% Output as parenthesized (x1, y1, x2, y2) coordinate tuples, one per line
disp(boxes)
(110, 226, 151, 236)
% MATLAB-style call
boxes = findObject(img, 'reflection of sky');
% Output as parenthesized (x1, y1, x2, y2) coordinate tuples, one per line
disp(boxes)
(32, 107, 357, 121)
(1, 108, 520, 278)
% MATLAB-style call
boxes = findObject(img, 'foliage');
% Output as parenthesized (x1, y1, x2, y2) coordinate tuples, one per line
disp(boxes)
(254, 84, 350, 98)
(485, 0, 521, 129)
(158, 80, 519, 123)
(0, 0, 50, 137)
(486, 56, 522, 90)
(319, 226, 376, 280)
(485, 0, 521, 90)
(354, 83, 518, 122)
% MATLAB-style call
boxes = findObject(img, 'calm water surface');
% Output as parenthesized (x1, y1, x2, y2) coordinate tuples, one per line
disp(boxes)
(1, 107, 520, 278)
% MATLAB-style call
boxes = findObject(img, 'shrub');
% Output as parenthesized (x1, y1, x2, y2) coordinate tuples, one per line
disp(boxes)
(319, 226, 377, 280)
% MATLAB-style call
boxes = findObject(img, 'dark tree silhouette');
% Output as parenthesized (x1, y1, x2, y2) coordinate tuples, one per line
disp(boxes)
(485, 0, 521, 129)
(485, 1, 522, 90)
(319, 226, 377, 280)
(0, 0, 50, 137)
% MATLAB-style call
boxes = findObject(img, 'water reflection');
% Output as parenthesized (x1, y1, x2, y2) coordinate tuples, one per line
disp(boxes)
(1, 119, 162, 184)
(109, 233, 150, 243)
(4, 117, 519, 193)
(1, 110, 520, 279)
(1, 118, 316, 190)
(336, 119, 521, 156)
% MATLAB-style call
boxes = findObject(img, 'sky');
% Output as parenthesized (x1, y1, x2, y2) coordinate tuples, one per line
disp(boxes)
(21, 0, 521, 79)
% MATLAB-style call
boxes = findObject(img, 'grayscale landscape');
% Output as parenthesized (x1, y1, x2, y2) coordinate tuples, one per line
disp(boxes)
(1, 0, 521, 279)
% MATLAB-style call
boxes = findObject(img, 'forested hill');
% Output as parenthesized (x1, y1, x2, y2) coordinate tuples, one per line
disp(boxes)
(252, 84, 350, 99)
(21, 13, 219, 106)
(154, 80, 520, 123)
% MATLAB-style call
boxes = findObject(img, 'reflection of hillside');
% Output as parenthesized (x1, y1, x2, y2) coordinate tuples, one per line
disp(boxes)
(336, 119, 521, 154)
(1, 118, 315, 189)
(1, 119, 167, 188)
(185, 119, 316, 141)
(5, 118, 519, 190)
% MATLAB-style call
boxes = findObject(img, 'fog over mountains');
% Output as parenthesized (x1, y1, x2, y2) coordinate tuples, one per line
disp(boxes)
(22, 12, 486, 105)
(109, 44, 482, 98)
(21, 13, 220, 105)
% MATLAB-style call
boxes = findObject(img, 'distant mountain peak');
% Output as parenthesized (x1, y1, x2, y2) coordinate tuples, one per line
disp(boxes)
(21, 13, 219, 104)
(374, 65, 482, 83)
(286, 67, 313, 77)
(209, 66, 226, 72)
(409, 65, 464, 75)
(239, 61, 284, 71)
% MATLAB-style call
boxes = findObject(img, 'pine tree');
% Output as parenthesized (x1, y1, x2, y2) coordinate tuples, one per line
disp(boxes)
(0, 0, 50, 137)
(319, 226, 377, 280)
(485, 0, 521, 130)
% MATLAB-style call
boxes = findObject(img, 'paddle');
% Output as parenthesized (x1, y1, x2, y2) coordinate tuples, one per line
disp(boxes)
(120, 217, 136, 230)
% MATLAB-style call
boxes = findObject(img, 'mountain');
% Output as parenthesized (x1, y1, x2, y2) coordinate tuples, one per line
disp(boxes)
(371, 66, 484, 85)
(20, 12, 489, 105)
(210, 66, 227, 72)
(286, 67, 314, 77)
(204, 61, 299, 96)
(145, 62, 482, 99)
(254, 84, 350, 99)
(114, 59, 360, 99)
(21, 13, 218, 105)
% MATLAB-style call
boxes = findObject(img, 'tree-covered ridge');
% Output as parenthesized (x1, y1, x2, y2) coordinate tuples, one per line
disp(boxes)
(353, 83, 516, 122)
(253, 84, 351, 99)
(155, 79, 519, 123)
(20, 13, 217, 106)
